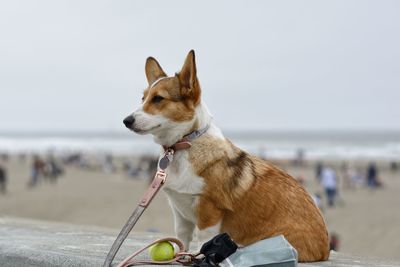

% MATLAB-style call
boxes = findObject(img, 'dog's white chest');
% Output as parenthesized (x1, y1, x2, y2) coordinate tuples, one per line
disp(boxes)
(163, 151, 204, 194)
(162, 151, 204, 223)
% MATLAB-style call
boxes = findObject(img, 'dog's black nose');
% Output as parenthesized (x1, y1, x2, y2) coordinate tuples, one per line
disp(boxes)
(123, 115, 135, 128)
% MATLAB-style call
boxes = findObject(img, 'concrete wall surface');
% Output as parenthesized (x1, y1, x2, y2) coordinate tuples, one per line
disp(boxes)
(1, 217, 399, 267)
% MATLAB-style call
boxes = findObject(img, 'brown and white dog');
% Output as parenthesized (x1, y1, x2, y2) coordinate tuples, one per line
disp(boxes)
(123, 50, 330, 262)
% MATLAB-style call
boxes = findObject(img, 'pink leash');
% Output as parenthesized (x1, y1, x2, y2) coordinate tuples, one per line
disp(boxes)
(103, 125, 210, 267)
(103, 149, 193, 266)
(102, 170, 168, 266)
(104, 165, 200, 267)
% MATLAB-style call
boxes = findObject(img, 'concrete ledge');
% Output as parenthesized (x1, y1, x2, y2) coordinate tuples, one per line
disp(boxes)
(1, 217, 399, 267)
(0, 217, 163, 267)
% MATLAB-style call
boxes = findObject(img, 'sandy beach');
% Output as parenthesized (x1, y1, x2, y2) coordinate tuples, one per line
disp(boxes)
(0, 156, 399, 260)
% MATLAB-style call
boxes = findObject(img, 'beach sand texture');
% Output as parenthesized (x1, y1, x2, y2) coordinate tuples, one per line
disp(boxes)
(0, 157, 399, 260)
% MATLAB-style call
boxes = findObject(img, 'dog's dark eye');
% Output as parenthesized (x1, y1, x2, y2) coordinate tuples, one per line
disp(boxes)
(151, 95, 164, 103)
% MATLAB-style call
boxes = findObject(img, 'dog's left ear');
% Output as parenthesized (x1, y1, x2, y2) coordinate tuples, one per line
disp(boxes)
(177, 50, 201, 104)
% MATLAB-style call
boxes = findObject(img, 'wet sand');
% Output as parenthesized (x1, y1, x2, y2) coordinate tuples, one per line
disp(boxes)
(0, 157, 399, 259)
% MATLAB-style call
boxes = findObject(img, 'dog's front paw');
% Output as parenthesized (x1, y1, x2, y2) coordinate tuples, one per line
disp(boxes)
(175, 222, 196, 250)
(177, 231, 193, 251)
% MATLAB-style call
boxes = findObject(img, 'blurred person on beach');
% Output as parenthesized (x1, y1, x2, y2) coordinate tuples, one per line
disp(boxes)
(340, 162, 350, 189)
(315, 161, 323, 182)
(329, 232, 340, 251)
(320, 166, 338, 207)
(293, 148, 305, 166)
(123, 158, 143, 178)
(352, 166, 365, 187)
(367, 162, 382, 188)
(390, 161, 398, 172)
(341, 162, 360, 190)
(102, 153, 115, 173)
(0, 163, 7, 194)
(28, 155, 45, 187)
(44, 155, 63, 183)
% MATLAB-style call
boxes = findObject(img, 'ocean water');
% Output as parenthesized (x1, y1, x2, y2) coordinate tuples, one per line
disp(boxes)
(0, 131, 399, 160)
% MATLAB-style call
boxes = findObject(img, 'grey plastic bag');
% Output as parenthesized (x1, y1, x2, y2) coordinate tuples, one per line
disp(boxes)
(219, 235, 298, 267)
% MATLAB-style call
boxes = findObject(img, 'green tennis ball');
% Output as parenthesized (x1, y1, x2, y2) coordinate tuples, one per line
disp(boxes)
(149, 241, 175, 261)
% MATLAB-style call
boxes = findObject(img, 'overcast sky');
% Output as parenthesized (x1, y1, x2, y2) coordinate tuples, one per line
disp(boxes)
(0, 0, 399, 132)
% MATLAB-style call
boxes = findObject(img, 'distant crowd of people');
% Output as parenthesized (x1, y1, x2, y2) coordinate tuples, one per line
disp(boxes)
(122, 156, 158, 180)
(0, 151, 159, 193)
(310, 160, 390, 253)
(314, 161, 384, 209)
(28, 155, 64, 187)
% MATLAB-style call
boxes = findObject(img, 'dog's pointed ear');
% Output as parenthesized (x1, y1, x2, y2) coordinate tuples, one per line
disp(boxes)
(178, 50, 197, 89)
(145, 57, 167, 85)
(177, 50, 200, 104)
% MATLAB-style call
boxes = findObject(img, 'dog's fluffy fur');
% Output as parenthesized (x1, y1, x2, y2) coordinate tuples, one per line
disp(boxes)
(125, 50, 330, 262)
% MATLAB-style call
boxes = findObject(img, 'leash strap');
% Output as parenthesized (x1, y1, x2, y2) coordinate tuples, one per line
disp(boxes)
(103, 171, 167, 267)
